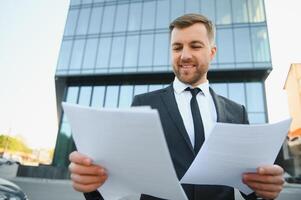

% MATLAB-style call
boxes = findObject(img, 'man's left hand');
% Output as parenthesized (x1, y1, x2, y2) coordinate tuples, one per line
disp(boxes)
(243, 164, 285, 199)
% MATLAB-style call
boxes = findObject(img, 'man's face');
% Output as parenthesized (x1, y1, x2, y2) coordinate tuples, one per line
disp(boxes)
(170, 23, 216, 87)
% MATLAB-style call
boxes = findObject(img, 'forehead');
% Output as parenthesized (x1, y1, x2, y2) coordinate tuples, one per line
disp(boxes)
(170, 23, 209, 44)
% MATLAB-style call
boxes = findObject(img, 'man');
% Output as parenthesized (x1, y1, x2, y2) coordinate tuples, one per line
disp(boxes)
(69, 14, 284, 200)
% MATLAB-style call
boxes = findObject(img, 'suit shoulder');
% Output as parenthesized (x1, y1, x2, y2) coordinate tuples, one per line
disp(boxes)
(217, 94, 244, 108)
(132, 87, 169, 106)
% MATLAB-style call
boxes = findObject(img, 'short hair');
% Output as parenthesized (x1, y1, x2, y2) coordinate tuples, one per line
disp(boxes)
(169, 13, 216, 45)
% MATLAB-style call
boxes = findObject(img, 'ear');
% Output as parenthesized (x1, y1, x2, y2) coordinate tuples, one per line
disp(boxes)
(210, 46, 217, 61)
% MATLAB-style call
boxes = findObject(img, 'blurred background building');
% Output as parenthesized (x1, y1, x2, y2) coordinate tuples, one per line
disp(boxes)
(52, 0, 272, 174)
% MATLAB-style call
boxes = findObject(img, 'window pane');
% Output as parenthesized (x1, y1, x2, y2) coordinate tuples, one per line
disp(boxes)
(232, 0, 248, 23)
(185, 0, 200, 13)
(138, 34, 154, 67)
(251, 27, 270, 62)
(60, 122, 72, 137)
(91, 86, 105, 108)
(101, 6, 115, 33)
(82, 38, 98, 71)
(76, 8, 91, 35)
(248, 113, 266, 124)
(110, 36, 125, 68)
(216, 0, 232, 24)
(228, 83, 246, 106)
(246, 82, 264, 112)
(124, 35, 139, 67)
(82, 0, 92, 4)
(156, 0, 170, 29)
(216, 29, 234, 65)
(78, 86, 92, 106)
(148, 84, 163, 92)
(70, 39, 85, 70)
(234, 27, 252, 63)
(114, 4, 129, 32)
(96, 37, 112, 69)
(64, 9, 79, 36)
(66, 87, 79, 103)
(119, 85, 134, 108)
(153, 33, 169, 66)
(210, 83, 228, 97)
(128, 3, 142, 31)
(57, 40, 72, 70)
(171, 0, 184, 20)
(88, 7, 103, 34)
(248, 0, 265, 22)
(104, 86, 119, 108)
(141, 1, 156, 30)
(134, 85, 148, 96)
(201, 0, 215, 23)
(70, 0, 81, 6)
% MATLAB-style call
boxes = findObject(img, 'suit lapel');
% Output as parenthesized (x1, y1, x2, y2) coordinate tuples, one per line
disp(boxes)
(160, 85, 195, 155)
(209, 87, 228, 123)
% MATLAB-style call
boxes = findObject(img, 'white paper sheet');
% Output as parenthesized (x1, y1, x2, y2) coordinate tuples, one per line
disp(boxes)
(62, 103, 188, 200)
(181, 119, 291, 194)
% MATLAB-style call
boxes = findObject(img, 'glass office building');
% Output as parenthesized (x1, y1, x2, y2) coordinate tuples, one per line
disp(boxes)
(53, 0, 271, 167)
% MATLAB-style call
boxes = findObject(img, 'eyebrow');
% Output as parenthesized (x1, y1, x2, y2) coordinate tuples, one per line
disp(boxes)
(172, 40, 205, 47)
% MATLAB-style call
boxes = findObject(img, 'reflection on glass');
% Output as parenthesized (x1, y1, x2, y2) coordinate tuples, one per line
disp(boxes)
(91, 86, 105, 108)
(101, 6, 116, 33)
(114, 4, 129, 32)
(82, 38, 98, 71)
(210, 83, 228, 97)
(216, 0, 231, 24)
(66, 86, 79, 103)
(138, 34, 154, 67)
(110, 36, 125, 68)
(88, 7, 103, 34)
(64, 9, 79, 36)
(251, 27, 270, 62)
(78, 86, 92, 106)
(216, 29, 234, 64)
(119, 85, 134, 108)
(70, 39, 85, 70)
(234, 28, 252, 63)
(76, 8, 91, 35)
(201, 0, 215, 23)
(229, 83, 246, 106)
(134, 85, 148, 96)
(232, 0, 248, 23)
(248, 0, 265, 22)
(156, 0, 170, 29)
(128, 2, 142, 31)
(141, 1, 156, 30)
(124, 35, 139, 67)
(154, 33, 169, 66)
(96, 37, 112, 69)
(70, 0, 81, 5)
(104, 86, 119, 108)
(57, 40, 72, 70)
(246, 82, 264, 112)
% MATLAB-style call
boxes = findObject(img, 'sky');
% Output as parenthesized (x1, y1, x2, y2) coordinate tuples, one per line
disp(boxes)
(0, 0, 300, 149)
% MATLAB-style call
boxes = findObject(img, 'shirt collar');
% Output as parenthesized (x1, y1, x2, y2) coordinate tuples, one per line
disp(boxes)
(173, 77, 210, 97)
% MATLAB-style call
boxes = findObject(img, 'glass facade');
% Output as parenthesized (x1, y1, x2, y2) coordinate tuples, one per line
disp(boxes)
(53, 0, 272, 167)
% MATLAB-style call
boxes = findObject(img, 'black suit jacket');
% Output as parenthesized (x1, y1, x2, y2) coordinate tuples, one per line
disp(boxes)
(84, 85, 257, 200)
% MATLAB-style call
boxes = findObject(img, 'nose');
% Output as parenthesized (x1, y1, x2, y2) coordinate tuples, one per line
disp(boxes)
(180, 47, 192, 61)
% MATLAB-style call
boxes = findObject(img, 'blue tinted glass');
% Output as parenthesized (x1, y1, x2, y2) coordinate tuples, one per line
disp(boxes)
(57, 40, 72, 70)
(134, 85, 148, 96)
(139, 34, 154, 67)
(201, 0, 215, 23)
(60, 122, 72, 137)
(70, 0, 81, 5)
(248, 113, 266, 124)
(141, 1, 156, 30)
(156, 0, 170, 29)
(104, 86, 119, 108)
(154, 33, 169, 66)
(234, 27, 252, 63)
(232, 0, 248, 23)
(216, 0, 232, 24)
(82, 0, 92, 3)
(228, 83, 246, 106)
(185, 0, 200, 13)
(70, 39, 85, 70)
(248, 0, 265, 22)
(128, 3, 142, 31)
(216, 29, 234, 65)
(78, 86, 92, 106)
(124, 35, 139, 67)
(82, 38, 98, 71)
(148, 85, 163, 92)
(110, 36, 125, 68)
(101, 6, 115, 33)
(88, 7, 103, 34)
(66, 87, 79, 103)
(246, 82, 264, 112)
(251, 27, 270, 62)
(96, 37, 112, 69)
(76, 8, 91, 35)
(91, 86, 105, 108)
(64, 9, 79, 36)
(171, 0, 184, 20)
(119, 85, 134, 108)
(114, 4, 129, 32)
(210, 83, 228, 97)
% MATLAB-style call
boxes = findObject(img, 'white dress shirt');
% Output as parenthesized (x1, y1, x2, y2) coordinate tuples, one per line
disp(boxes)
(173, 77, 217, 147)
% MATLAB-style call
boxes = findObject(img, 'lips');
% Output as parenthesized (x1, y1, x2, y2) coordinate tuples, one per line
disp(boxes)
(179, 64, 196, 68)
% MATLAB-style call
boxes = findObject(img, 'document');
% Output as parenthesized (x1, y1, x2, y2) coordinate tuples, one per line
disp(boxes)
(62, 103, 188, 200)
(181, 119, 291, 194)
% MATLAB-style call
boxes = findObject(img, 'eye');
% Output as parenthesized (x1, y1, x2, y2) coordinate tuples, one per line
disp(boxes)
(172, 46, 182, 51)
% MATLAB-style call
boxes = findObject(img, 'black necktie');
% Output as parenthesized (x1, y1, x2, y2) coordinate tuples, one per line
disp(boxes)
(185, 87, 205, 154)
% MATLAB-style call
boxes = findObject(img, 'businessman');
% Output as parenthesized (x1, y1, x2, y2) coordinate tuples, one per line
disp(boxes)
(68, 14, 284, 200)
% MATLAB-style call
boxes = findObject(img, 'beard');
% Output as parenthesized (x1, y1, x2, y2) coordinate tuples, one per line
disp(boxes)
(173, 64, 208, 86)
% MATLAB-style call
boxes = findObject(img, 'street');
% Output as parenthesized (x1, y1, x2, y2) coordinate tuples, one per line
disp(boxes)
(8, 177, 301, 200)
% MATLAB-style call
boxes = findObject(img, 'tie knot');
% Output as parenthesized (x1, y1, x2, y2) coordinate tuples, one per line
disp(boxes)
(185, 87, 202, 97)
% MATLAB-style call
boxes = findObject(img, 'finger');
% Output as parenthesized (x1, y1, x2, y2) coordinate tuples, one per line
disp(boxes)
(71, 173, 108, 185)
(69, 151, 92, 166)
(255, 190, 280, 200)
(257, 164, 284, 175)
(246, 181, 283, 193)
(243, 173, 285, 185)
(72, 181, 104, 193)
(69, 162, 107, 176)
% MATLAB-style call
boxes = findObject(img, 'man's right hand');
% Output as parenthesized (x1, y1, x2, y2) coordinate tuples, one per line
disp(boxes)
(69, 151, 108, 193)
